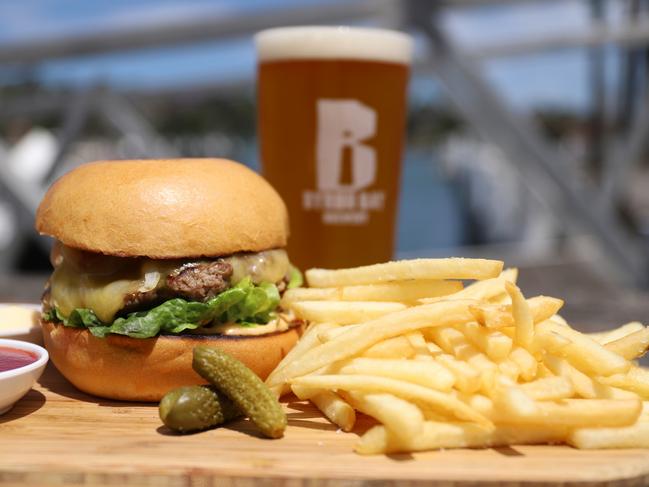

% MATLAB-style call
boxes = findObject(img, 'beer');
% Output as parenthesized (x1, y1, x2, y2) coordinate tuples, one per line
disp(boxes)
(256, 27, 412, 269)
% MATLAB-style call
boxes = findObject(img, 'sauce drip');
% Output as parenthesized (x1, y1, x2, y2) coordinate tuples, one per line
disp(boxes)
(0, 346, 38, 372)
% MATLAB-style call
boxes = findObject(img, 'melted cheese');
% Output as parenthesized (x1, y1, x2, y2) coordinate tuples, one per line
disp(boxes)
(225, 249, 289, 285)
(50, 245, 290, 324)
(50, 264, 148, 323)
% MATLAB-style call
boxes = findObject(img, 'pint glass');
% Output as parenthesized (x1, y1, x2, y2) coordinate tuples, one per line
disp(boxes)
(255, 26, 412, 269)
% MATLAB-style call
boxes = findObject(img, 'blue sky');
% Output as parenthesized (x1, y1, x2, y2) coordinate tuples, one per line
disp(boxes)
(0, 0, 614, 112)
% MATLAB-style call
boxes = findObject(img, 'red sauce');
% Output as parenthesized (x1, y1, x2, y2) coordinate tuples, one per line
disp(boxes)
(0, 346, 38, 372)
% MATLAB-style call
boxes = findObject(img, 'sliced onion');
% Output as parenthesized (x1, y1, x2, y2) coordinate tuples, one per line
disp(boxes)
(139, 271, 161, 292)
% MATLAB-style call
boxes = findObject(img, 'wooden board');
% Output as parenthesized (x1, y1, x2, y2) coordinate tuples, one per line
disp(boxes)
(1, 365, 649, 487)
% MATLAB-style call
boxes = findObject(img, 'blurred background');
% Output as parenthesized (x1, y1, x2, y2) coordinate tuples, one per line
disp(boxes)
(1, 0, 649, 325)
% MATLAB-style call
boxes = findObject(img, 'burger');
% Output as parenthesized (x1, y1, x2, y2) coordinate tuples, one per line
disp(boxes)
(35, 158, 303, 401)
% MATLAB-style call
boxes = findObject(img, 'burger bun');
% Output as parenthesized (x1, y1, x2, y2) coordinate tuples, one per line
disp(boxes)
(41, 320, 301, 402)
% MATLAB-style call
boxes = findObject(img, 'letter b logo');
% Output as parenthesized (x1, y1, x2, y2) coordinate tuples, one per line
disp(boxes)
(316, 99, 377, 191)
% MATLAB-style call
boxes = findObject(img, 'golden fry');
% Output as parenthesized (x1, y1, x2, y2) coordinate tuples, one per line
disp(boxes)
(604, 327, 649, 360)
(469, 297, 563, 330)
(266, 322, 339, 393)
(518, 399, 641, 427)
(283, 280, 463, 306)
(568, 420, 649, 449)
(543, 355, 634, 400)
(505, 282, 534, 349)
(266, 257, 648, 455)
(510, 347, 538, 381)
(275, 300, 476, 383)
(356, 421, 566, 455)
(311, 391, 356, 432)
(363, 336, 415, 359)
(290, 374, 492, 426)
(587, 322, 644, 344)
(306, 258, 503, 287)
(455, 321, 512, 361)
(520, 376, 574, 401)
(436, 353, 482, 393)
(598, 367, 649, 399)
(344, 392, 423, 443)
(405, 331, 429, 355)
(422, 276, 506, 304)
(291, 301, 406, 325)
(338, 357, 455, 391)
(537, 320, 630, 376)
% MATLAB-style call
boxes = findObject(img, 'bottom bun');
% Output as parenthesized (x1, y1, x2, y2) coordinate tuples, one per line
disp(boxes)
(41, 320, 301, 402)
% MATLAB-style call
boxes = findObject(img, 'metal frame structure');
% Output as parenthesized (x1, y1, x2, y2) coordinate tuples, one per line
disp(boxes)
(407, 0, 649, 285)
(1, 0, 648, 284)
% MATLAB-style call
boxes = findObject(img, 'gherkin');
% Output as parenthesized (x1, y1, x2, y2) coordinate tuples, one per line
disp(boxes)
(159, 385, 241, 433)
(193, 346, 287, 438)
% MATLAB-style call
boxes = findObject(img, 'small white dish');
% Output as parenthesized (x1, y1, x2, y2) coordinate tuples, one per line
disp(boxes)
(0, 303, 42, 344)
(0, 338, 48, 415)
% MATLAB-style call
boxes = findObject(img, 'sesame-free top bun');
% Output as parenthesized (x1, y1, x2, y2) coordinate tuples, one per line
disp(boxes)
(41, 319, 301, 402)
(35, 158, 289, 258)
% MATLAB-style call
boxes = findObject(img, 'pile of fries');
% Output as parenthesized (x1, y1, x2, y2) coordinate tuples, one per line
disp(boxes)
(266, 258, 649, 454)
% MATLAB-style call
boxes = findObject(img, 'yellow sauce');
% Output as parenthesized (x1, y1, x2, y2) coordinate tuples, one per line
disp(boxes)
(187, 315, 291, 336)
(0, 306, 39, 332)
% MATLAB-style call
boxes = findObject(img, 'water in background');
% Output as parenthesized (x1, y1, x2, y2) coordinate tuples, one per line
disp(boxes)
(397, 150, 465, 255)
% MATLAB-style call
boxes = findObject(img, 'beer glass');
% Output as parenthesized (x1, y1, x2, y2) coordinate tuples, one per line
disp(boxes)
(255, 26, 413, 269)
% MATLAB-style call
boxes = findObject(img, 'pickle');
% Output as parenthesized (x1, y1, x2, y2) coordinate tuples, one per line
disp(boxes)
(193, 346, 287, 438)
(159, 385, 241, 433)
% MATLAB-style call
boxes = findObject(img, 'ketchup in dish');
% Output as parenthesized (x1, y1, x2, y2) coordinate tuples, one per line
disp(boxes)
(0, 346, 38, 372)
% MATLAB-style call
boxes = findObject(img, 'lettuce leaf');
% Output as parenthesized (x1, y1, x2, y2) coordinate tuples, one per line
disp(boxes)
(43, 307, 102, 328)
(47, 278, 282, 339)
(93, 299, 208, 338)
(222, 277, 280, 324)
(287, 265, 303, 289)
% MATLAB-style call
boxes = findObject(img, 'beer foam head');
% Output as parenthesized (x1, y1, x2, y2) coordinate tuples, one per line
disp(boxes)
(255, 26, 413, 65)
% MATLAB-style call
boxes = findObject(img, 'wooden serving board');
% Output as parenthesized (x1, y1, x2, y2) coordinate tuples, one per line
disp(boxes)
(2, 365, 649, 487)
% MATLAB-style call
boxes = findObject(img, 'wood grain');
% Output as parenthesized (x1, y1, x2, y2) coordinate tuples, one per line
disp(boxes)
(1, 365, 649, 487)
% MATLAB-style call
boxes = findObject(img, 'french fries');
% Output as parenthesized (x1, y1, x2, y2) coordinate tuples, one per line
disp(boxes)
(344, 392, 423, 443)
(338, 357, 455, 391)
(506, 282, 535, 348)
(568, 421, 649, 449)
(467, 296, 563, 330)
(356, 421, 567, 455)
(598, 367, 649, 398)
(269, 300, 476, 385)
(306, 258, 503, 287)
(436, 353, 482, 393)
(291, 301, 406, 324)
(266, 322, 339, 397)
(268, 257, 648, 454)
(282, 280, 463, 306)
(587, 321, 644, 344)
(536, 320, 630, 376)
(363, 336, 415, 359)
(421, 275, 510, 304)
(405, 331, 431, 358)
(520, 377, 574, 401)
(305, 389, 356, 432)
(290, 374, 491, 426)
(603, 326, 649, 360)
(454, 322, 512, 361)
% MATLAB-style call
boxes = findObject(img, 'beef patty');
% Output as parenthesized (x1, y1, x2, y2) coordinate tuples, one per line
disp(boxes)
(121, 260, 233, 315)
(167, 260, 233, 301)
